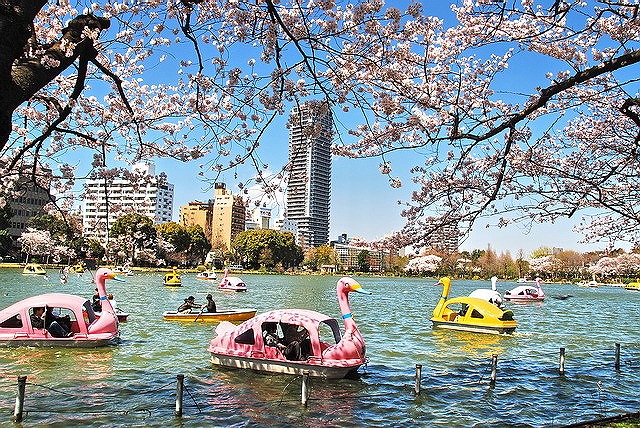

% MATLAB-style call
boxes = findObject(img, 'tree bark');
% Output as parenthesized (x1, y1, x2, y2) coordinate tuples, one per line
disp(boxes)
(0, 0, 110, 148)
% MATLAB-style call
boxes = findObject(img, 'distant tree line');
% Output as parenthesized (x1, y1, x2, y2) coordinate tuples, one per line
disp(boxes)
(4, 205, 640, 282)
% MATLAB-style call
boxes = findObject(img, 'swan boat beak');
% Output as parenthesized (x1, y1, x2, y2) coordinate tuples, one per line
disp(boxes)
(351, 283, 371, 295)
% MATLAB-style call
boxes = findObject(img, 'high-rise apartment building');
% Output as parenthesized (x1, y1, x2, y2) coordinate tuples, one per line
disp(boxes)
(275, 217, 298, 244)
(424, 218, 460, 254)
(82, 163, 174, 242)
(210, 183, 245, 250)
(285, 101, 332, 249)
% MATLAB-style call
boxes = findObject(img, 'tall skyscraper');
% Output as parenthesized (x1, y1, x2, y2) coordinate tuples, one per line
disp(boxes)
(286, 101, 333, 249)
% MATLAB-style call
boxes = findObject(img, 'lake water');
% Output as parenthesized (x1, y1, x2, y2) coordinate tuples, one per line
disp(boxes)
(0, 270, 638, 427)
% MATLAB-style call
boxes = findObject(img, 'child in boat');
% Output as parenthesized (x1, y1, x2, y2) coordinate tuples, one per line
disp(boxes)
(177, 296, 202, 313)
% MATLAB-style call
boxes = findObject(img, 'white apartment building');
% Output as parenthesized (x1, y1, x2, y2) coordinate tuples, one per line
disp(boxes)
(245, 206, 272, 231)
(275, 217, 298, 244)
(82, 163, 174, 241)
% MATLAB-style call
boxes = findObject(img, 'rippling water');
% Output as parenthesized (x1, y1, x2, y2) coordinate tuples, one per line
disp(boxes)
(0, 270, 638, 427)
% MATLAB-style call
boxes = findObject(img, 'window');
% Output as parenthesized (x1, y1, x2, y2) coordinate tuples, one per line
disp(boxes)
(0, 314, 22, 329)
(470, 309, 484, 319)
(235, 328, 255, 345)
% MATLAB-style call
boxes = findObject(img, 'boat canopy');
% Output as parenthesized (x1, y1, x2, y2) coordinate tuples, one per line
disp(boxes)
(0, 293, 97, 330)
(225, 309, 342, 344)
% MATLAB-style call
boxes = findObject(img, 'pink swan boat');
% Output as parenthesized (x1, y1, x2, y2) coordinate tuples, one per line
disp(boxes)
(218, 268, 247, 292)
(0, 268, 123, 347)
(504, 277, 545, 302)
(208, 277, 370, 378)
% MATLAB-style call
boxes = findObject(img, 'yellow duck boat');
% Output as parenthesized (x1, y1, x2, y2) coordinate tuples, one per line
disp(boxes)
(22, 263, 46, 275)
(431, 277, 517, 335)
(163, 270, 182, 287)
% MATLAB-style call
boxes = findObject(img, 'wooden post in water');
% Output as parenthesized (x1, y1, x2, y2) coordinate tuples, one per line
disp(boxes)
(559, 348, 566, 375)
(13, 375, 27, 423)
(414, 364, 422, 395)
(614, 343, 621, 370)
(490, 354, 498, 387)
(174, 374, 184, 417)
(301, 371, 310, 406)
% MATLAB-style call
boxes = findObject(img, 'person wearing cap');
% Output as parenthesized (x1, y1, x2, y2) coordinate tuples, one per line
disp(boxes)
(177, 296, 202, 313)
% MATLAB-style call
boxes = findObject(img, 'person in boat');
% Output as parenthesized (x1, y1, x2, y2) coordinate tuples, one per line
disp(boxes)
(281, 323, 310, 361)
(30, 307, 45, 329)
(262, 322, 286, 352)
(59, 267, 68, 284)
(204, 294, 217, 313)
(91, 288, 101, 312)
(44, 306, 73, 338)
(177, 296, 202, 313)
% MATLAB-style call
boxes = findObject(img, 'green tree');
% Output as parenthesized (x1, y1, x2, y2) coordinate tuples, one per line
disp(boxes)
(531, 247, 553, 259)
(515, 249, 529, 280)
(357, 250, 371, 273)
(109, 213, 157, 264)
(232, 229, 302, 269)
(156, 222, 191, 265)
(0, 202, 13, 258)
(0, 230, 12, 258)
(304, 245, 339, 271)
(187, 225, 211, 266)
(0, 204, 12, 230)
(84, 239, 105, 261)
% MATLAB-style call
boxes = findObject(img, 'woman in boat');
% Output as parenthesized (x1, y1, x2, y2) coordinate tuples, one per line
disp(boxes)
(30, 307, 45, 329)
(204, 294, 217, 313)
(177, 296, 201, 313)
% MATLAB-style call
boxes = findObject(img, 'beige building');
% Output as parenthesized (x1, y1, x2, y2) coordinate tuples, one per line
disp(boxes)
(8, 169, 54, 245)
(212, 183, 246, 250)
(179, 200, 214, 242)
(179, 183, 245, 251)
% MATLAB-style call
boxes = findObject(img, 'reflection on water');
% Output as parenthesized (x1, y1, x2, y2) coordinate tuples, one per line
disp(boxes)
(0, 272, 638, 426)
(431, 329, 509, 358)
